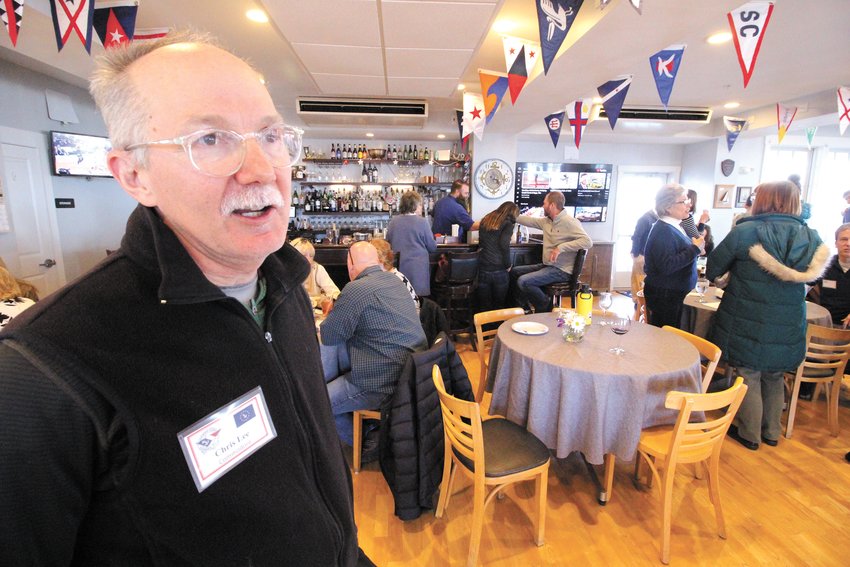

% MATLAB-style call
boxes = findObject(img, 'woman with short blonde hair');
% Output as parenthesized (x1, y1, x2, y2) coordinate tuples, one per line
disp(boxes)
(291, 237, 340, 310)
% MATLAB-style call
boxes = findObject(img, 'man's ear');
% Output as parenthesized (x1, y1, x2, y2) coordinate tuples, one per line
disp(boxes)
(108, 150, 157, 207)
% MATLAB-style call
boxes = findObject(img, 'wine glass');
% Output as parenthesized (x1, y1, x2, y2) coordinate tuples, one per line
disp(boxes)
(696, 277, 709, 303)
(609, 316, 631, 355)
(598, 291, 613, 325)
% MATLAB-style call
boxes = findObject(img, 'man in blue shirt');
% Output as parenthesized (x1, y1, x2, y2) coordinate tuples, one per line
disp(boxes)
(432, 180, 479, 241)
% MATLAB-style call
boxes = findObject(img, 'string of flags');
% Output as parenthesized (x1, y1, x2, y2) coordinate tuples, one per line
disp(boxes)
(1, 1, 171, 52)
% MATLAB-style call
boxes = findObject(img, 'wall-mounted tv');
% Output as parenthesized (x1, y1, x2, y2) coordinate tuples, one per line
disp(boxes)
(50, 131, 113, 178)
(514, 162, 612, 222)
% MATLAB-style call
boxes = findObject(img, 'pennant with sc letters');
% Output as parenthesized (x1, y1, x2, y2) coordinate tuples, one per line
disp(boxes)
(727, 1, 774, 88)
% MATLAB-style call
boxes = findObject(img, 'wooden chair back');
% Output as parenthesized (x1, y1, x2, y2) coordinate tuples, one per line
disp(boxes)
(473, 307, 524, 403)
(432, 363, 484, 472)
(662, 325, 721, 393)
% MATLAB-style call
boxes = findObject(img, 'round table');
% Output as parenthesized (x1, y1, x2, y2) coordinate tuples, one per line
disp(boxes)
(486, 313, 702, 503)
(682, 287, 832, 338)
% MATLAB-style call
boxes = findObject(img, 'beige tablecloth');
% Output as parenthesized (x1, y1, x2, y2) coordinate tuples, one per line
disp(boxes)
(486, 313, 702, 464)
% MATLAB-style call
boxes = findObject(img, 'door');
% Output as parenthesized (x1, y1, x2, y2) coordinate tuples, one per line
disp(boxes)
(0, 127, 66, 297)
(611, 167, 679, 289)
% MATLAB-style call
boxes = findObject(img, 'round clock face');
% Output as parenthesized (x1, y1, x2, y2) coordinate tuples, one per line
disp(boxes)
(474, 159, 513, 199)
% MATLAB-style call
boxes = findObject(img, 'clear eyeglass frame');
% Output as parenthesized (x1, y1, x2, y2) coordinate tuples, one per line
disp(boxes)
(125, 123, 303, 177)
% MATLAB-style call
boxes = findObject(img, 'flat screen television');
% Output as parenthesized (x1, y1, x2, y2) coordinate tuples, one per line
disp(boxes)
(50, 131, 113, 178)
(514, 162, 612, 222)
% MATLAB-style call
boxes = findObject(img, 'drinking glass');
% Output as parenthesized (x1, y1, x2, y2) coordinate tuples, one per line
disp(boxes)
(598, 292, 613, 325)
(609, 317, 631, 355)
(696, 277, 709, 303)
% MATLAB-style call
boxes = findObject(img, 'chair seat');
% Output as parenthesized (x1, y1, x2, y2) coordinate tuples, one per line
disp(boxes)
(455, 418, 550, 477)
(637, 425, 673, 458)
(799, 367, 837, 379)
(544, 282, 573, 293)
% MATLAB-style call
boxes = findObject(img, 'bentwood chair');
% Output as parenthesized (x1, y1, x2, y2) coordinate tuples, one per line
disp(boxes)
(473, 307, 524, 403)
(661, 326, 721, 393)
(784, 324, 850, 439)
(432, 365, 550, 567)
(352, 409, 381, 473)
(543, 248, 587, 310)
(634, 377, 747, 565)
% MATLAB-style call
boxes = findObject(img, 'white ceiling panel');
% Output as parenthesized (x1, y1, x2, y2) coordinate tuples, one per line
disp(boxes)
(263, 0, 381, 47)
(313, 73, 388, 96)
(388, 77, 458, 97)
(385, 48, 472, 78)
(293, 44, 385, 76)
(382, 1, 498, 49)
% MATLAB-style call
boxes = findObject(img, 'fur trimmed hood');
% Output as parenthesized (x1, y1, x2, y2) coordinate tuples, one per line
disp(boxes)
(749, 242, 830, 283)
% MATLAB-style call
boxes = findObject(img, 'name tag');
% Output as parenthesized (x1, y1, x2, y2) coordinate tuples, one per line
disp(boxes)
(823, 279, 837, 289)
(177, 387, 277, 492)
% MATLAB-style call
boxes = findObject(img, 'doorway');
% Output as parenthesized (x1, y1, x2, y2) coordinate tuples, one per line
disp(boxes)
(611, 167, 680, 289)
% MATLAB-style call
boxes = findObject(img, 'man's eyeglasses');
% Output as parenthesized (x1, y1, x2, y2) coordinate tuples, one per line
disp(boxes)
(674, 199, 692, 205)
(125, 123, 303, 177)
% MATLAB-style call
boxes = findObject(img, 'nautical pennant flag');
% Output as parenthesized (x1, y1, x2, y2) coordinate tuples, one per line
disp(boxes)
(544, 110, 566, 148)
(455, 109, 468, 150)
(838, 86, 850, 136)
(628, 0, 642, 14)
(727, 2, 774, 88)
(93, 1, 138, 49)
(502, 35, 540, 105)
(806, 127, 817, 148)
(478, 69, 510, 124)
(1, 0, 24, 47)
(463, 92, 485, 142)
(649, 44, 686, 109)
(132, 27, 169, 41)
(535, 0, 584, 75)
(724, 116, 748, 151)
(596, 75, 632, 130)
(567, 99, 592, 149)
(776, 103, 797, 144)
(49, 0, 95, 53)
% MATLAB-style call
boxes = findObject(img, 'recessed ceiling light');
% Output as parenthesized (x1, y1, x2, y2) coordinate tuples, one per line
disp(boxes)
(724, 101, 740, 109)
(707, 31, 732, 44)
(366, 133, 374, 137)
(492, 20, 516, 34)
(246, 9, 269, 23)
(457, 84, 465, 91)
(437, 134, 446, 139)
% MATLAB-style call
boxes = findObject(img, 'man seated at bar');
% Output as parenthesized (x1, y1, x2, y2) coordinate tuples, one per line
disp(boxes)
(431, 179, 480, 241)
(511, 191, 592, 313)
(320, 242, 427, 446)
(812, 223, 850, 327)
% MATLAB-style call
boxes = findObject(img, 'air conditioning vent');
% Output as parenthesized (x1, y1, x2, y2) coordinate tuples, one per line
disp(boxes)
(598, 106, 712, 123)
(296, 98, 428, 127)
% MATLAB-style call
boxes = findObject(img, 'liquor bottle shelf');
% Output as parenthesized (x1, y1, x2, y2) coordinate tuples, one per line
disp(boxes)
(294, 181, 453, 188)
(302, 158, 433, 166)
(297, 210, 390, 215)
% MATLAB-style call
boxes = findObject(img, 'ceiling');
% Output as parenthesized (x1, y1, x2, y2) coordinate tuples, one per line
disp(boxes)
(1, 0, 849, 144)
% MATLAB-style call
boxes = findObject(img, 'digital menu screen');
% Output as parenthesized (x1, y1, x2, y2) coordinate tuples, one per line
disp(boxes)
(514, 162, 612, 222)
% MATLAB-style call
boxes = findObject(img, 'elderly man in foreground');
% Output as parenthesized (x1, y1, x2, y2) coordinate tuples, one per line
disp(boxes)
(512, 191, 593, 312)
(0, 31, 366, 565)
(321, 242, 427, 449)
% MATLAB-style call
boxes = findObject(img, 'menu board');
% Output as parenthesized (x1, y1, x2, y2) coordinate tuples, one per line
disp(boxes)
(514, 162, 612, 222)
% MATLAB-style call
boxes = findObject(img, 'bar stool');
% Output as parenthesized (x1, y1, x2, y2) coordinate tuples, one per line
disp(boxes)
(544, 249, 588, 310)
(432, 251, 478, 342)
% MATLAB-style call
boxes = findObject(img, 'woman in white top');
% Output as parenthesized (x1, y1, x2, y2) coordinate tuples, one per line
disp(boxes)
(291, 238, 341, 313)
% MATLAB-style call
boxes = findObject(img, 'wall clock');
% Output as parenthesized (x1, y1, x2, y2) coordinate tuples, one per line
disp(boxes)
(474, 159, 513, 199)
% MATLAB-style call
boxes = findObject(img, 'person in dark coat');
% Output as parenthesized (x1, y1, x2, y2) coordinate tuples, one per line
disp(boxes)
(476, 201, 519, 313)
(643, 184, 705, 328)
(387, 191, 438, 296)
(707, 180, 829, 450)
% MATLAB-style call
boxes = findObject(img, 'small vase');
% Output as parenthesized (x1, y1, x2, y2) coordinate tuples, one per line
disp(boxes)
(562, 325, 585, 343)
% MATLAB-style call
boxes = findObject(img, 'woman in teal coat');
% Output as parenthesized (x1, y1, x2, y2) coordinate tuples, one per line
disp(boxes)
(707, 181, 829, 450)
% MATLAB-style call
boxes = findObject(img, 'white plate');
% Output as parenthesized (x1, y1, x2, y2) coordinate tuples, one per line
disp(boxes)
(512, 322, 549, 335)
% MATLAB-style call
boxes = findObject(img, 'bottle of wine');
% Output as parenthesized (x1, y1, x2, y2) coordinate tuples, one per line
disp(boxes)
(292, 189, 299, 208)
(361, 163, 368, 183)
(413, 145, 418, 160)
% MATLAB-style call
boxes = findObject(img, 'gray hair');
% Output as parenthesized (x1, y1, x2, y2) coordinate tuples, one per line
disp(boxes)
(843, 190, 850, 200)
(836, 223, 850, 241)
(88, 30, 228, 166)
(399, 190, 422, 214)
(655, 183, 687, 217)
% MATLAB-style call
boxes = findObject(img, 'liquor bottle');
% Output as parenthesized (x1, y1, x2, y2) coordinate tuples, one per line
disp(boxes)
(330, 143, 336, 160)
(304, 190, 312, 212)
(386, 144, 392, 158)
(336, 144, 342, 160)
(292, 188, 299, 208)
(361, 163, 368, 183)
(424, 146, 430, 160)
(413, 145, 418, 160)
(392, 144, 398, 160)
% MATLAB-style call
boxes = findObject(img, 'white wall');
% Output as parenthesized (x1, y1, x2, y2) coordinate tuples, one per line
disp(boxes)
(0, 59, 136, 282)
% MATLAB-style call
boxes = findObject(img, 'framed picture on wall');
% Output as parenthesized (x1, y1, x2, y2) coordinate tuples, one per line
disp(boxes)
(714, 184, 735, 209)
(735, 186, 752, 208)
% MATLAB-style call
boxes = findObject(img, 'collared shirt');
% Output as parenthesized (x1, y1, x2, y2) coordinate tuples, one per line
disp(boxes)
(660, 215, 688, 236)
(516, 208, 593, 273)
(818, 254, 850, 324)
(320, 265, 427, 395)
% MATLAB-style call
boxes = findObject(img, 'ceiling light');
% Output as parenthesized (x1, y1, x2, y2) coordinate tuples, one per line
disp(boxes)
(365, 133, 374, 138)
(437, 134, 446, 139)
(724, 101, 740, 109)
(246, 9, 269, 23)
(707, 31, 732, 44)
(492, 20, 516, 34)
(457, 84, 465, 91)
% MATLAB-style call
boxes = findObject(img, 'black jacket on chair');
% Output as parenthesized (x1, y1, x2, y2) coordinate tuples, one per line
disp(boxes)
(379, 332, 473, 520)
(418, 297, 449, 347)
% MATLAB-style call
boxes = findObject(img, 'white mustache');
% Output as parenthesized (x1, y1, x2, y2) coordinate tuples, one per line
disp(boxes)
(220, 185, 284, 215)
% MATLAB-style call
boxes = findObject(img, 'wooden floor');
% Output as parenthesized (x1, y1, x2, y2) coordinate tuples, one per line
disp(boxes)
(351, 294, 850, 566)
